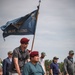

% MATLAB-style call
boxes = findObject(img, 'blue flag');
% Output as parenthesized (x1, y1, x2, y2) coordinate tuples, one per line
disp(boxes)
(1, 9, 38, 38)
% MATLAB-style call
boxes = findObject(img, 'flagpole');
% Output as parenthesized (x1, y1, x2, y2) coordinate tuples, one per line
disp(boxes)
(31, 0, 41, 51)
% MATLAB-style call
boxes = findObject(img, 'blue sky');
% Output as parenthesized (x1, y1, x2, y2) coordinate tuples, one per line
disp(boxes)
(0, 0, 75, 62)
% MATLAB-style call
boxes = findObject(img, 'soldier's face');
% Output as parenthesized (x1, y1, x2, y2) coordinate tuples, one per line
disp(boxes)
(21, 43, 28, 49)
(70, 54, 74, 58)
(33, 56, 39, 62)
(8, 54, 12, 58)
(54, 59, 58, 63)
(41, 55, 45, 58)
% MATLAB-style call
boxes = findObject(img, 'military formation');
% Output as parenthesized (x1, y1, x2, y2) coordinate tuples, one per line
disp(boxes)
(0, 37, 75, 75)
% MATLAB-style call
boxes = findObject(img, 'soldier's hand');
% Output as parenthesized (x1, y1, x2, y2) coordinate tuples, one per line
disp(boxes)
(66, 73, 69, 75)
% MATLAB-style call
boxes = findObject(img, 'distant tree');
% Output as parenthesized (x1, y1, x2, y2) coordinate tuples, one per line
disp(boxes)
(45, 60, 52, 71)
(58, 62, 64, 72)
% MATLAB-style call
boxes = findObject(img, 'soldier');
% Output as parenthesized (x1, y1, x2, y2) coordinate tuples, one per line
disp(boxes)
(50, 56, 61, 75)
(39, 52, 46, 74)
(64, 50, 74, 75)
(11, 37, 30, 75)
(3, 51, 13, 75)
(22, 51, 45, 75)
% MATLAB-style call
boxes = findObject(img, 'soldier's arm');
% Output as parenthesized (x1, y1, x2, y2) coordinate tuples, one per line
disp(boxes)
(13, 50, 21, 75)
(14, 58, 21, 75)
(50, 63, 53, 75)
(64, 59, 69, 75)
(3, 59, 7, 75)
(50, 69, 53, 75)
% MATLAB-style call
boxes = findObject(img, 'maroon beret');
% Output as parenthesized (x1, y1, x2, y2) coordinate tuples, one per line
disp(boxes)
(20, 38, 29, 44)
(28, 50, 31, 53)
(30, 51, 39, 57)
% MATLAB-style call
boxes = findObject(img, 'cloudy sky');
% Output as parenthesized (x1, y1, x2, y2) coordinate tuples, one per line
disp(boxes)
(0, 0, 75, 62)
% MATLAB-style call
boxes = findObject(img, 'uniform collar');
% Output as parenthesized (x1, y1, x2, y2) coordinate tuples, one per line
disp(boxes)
(67, 56, 73, 63)
(19, 46, 27, 53)
(67, 56, 73, 59)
